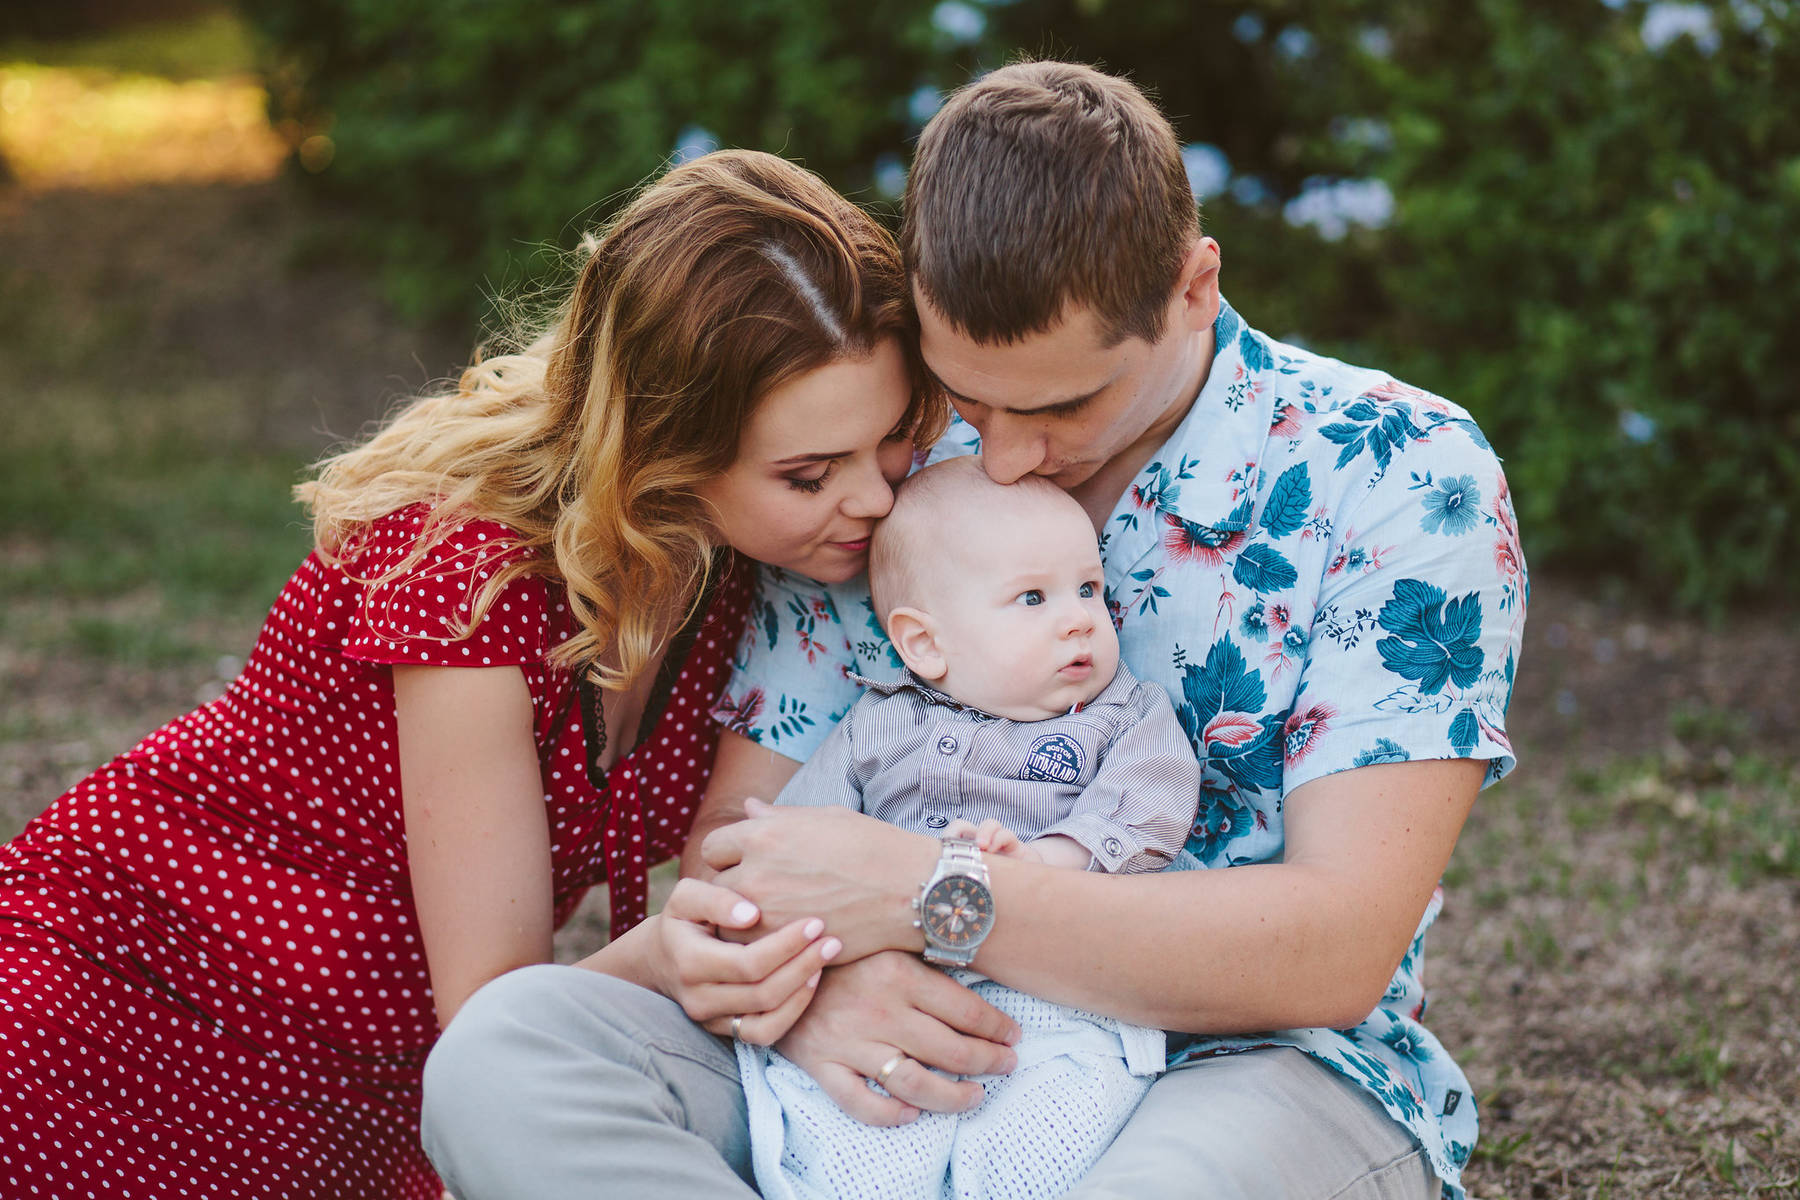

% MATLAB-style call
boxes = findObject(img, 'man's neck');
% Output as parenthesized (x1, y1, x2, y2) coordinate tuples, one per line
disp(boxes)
(1067, 326, 1217, 530)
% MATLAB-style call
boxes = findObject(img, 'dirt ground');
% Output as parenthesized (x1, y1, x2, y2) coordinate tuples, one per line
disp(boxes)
(3, 176, 1796, 1198)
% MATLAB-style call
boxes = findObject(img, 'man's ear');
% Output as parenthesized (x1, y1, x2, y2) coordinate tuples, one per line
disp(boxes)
(1170, 236, 1223, 334)
(886, 607, 947, 681)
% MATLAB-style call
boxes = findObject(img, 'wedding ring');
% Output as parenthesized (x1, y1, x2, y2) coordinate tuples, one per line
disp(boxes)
(730, 1015, 745, 1040)
(875, 1052, 907, 1090)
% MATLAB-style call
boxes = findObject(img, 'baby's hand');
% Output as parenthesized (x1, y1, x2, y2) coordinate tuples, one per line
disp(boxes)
(944, 818, 1040, 862)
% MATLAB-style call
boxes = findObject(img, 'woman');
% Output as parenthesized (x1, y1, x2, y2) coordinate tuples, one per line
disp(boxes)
(0, 148, 943, 1200)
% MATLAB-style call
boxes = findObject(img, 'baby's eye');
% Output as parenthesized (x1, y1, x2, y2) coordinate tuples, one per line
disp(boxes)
(1016, 589, 1045, 607)
(1078, 582, 1097, 599)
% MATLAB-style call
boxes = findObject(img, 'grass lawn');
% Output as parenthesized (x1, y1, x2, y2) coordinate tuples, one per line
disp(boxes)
(1, 10, 1796, 1198)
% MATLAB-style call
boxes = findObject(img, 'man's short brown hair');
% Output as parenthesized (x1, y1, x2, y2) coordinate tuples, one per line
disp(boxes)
(902, 60, 1200, 347)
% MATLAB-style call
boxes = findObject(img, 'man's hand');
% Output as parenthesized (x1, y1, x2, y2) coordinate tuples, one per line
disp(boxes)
(775, 951, 1022, 1126)
(702, 800, 939, 960)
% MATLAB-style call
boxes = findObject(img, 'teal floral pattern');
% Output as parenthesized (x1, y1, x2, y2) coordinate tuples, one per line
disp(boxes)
(713, 300, 1527, 1200)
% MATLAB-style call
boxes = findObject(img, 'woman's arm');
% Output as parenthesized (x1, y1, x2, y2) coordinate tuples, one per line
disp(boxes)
(399, 671, 841, 1042)
(704, 756, 1485, 1033)
(679, 728, 803, 881)
(395, 664, 554, 1029)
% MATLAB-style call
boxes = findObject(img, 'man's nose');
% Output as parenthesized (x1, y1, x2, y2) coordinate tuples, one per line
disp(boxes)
(975, 416, 1047, 485)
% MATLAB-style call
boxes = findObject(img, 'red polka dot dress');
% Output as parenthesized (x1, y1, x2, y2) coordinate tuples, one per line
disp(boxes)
(0, 505, 749, 1199)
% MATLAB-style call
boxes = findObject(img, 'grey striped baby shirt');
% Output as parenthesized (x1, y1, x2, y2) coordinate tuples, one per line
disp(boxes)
(775, 663, 1200, 874)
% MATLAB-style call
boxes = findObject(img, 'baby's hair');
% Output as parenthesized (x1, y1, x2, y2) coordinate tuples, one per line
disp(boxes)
(869, 457, 1075, 628)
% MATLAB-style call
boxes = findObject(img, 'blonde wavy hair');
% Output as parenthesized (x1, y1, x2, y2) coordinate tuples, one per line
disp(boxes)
(299, 149, 944, 689)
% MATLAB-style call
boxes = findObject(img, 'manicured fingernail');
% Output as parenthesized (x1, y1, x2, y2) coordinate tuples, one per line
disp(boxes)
(807, 971, 822, 988)
(819, 937, 843, 961)
(730, 900, 758, 924)
(803, 918, 825, 939)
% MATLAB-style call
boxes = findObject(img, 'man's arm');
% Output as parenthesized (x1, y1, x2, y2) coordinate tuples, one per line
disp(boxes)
(704, 755, 1484, 1032)
(974, 756, 1484, 1030)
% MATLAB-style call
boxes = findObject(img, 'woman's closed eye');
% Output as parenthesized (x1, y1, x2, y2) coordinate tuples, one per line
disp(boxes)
(784, 461, 836, 494)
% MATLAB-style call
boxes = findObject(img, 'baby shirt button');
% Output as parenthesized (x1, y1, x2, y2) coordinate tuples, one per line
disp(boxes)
(936, 735, 958, 755)
(1103, 836, 1124, 856)
(925, 814, 949, 830)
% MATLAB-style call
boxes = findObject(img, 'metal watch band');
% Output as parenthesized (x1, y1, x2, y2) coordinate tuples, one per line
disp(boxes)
(917, 834, 994, 968)
(939, 835, 988, 881)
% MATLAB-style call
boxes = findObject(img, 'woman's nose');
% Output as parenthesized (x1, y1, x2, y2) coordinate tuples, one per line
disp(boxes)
(840, 455, 896, 520)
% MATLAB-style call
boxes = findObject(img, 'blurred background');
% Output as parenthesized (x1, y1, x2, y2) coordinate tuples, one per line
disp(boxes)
(0, 1, 1795, 1195)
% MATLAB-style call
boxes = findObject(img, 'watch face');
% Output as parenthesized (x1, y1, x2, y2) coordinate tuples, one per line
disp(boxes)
(920, 875, 995, 949)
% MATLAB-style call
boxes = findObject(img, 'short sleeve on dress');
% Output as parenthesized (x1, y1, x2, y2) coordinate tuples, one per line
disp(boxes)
(1281, 416, 1527, 796)
(710, 564, 863, 763)
(316, 504, 550, 668)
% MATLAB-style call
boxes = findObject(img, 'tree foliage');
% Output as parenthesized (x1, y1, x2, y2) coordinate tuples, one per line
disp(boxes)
(247, 0, 947, 316)
(249, 0, 1799, 610)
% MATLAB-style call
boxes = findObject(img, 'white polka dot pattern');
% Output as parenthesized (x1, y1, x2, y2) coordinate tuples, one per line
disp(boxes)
(0, 504, 750, 1198)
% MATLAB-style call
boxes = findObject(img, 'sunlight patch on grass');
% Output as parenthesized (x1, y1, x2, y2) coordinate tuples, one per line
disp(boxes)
(0, 11, 291, 191)
(0, 63, 288, 190)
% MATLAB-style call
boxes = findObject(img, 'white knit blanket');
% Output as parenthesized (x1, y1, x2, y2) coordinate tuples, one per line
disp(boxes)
(738, 973, 1165, 1200)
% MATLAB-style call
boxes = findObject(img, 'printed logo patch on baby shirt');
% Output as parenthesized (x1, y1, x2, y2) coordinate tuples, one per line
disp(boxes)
(1021, 733, 1084, 784)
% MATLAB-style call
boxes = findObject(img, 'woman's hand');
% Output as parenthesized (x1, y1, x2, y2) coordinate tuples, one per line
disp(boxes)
(645, 877, 843, 1045)
(775, 951, 1022, 1126)
(700, 799, 939, 960)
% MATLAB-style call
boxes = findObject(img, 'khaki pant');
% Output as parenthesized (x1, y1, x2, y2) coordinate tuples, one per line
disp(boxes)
(422, 965, 1438, 1200)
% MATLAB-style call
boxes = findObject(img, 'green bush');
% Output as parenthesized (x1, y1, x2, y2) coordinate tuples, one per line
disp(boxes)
(246, 0, 950, 321)
(1310, 0, 1800, 611)
(249, 0, 1798, 611)
(970, 0, 1800, 610)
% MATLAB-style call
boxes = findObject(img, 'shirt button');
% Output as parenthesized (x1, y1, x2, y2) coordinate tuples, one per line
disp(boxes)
(1103, 837, 1124, 856)
(936, 735, 958, 755)
(925, 814, 949, 830)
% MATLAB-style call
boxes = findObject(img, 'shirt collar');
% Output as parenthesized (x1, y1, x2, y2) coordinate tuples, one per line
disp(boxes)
(847, 662, 1140, 719)
(1095, 298, 1281, 596)
(1118, 297, 1278, 533)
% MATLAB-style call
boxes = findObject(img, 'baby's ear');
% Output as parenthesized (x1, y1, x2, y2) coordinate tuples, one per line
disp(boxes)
(886, 607, 947, 681)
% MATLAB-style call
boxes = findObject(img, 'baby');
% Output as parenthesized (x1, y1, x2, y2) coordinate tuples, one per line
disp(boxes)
(737, 456, 1203, 1200)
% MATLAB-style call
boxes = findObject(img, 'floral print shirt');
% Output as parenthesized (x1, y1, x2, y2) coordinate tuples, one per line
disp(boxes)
(712, 299, 1527, 1198)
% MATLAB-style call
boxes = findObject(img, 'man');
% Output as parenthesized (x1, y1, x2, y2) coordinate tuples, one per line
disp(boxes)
(425, 62, 1524, 1200)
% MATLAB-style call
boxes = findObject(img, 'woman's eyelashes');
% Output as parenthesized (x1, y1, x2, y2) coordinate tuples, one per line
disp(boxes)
(784, 460, 836, 493)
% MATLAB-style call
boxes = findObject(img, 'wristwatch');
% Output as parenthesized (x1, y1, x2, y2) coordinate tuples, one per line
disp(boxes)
(911, 834, 996, 967)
